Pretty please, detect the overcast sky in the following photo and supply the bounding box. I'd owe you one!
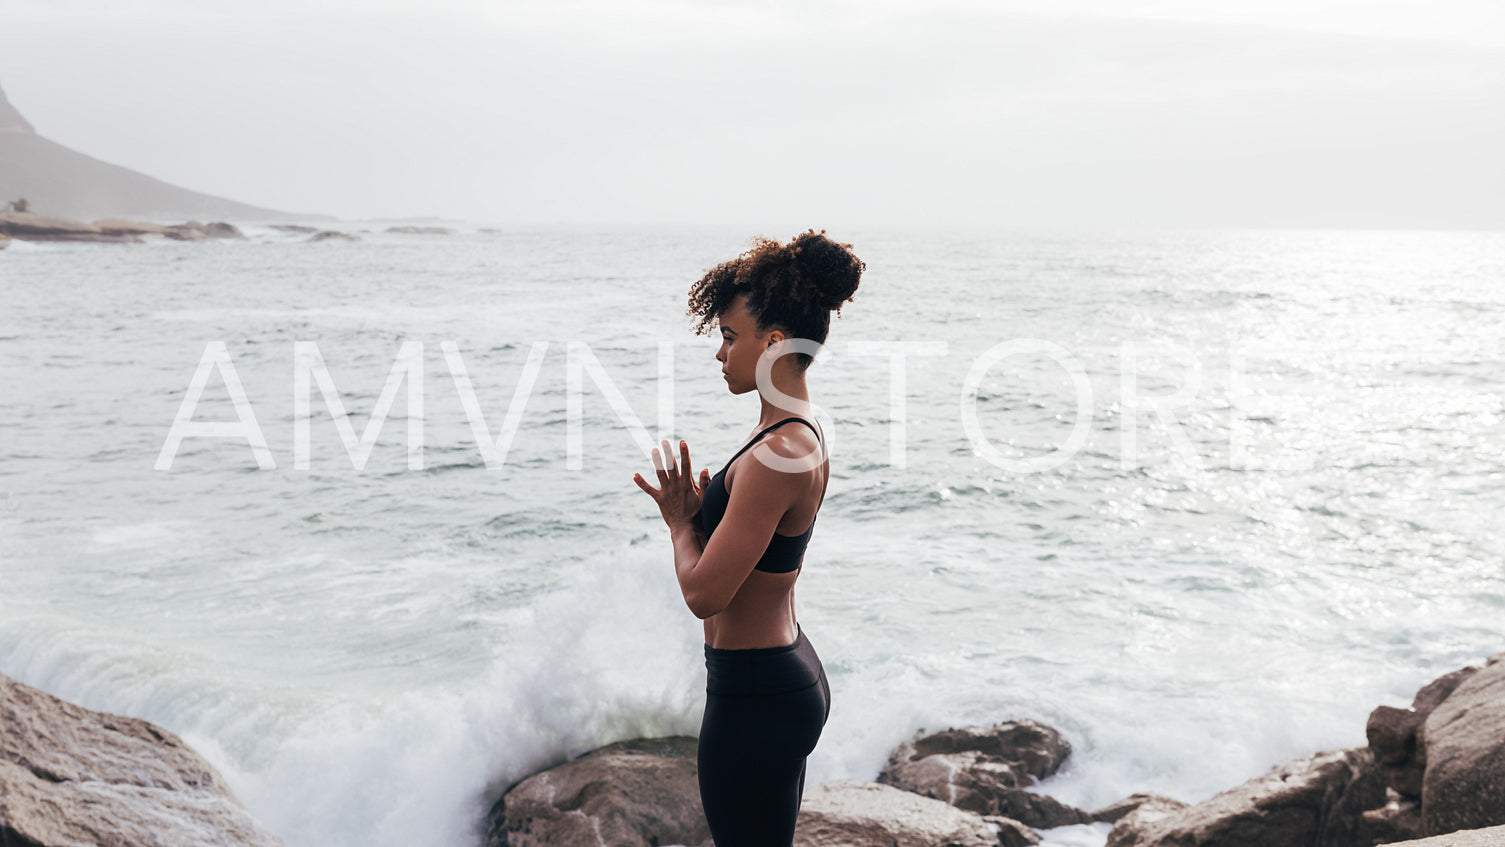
[2,0,1502,228]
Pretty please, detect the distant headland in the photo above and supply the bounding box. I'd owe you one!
[0,80,327,223]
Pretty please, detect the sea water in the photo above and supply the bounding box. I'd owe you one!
[1,226,1502,846]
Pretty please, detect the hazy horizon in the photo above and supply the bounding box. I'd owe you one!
[3,0,1502,230]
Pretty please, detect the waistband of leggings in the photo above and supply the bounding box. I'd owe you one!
[704,626,822,696]
[704,625,807,658]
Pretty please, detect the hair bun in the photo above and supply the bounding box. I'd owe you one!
[789,229,863,313]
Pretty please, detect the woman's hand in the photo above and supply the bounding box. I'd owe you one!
[634,439,712,530]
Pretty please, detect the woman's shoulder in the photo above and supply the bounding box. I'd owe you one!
[759,418,824,459]
[733,423,825,483]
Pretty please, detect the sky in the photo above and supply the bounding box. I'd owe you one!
[2,0,1502,228]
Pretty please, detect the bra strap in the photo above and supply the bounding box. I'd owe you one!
[721,417,825,471]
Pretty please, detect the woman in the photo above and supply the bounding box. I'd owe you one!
[633,229,863,846]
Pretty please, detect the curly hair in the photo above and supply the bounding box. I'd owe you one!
[686,229,864,369]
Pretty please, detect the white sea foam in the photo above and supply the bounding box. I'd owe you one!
[218,544,700,846]
[1038,822,1113,847]
[89,521,190,550]
[0,544,704,846]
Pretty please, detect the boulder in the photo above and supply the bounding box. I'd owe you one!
[269,224,318,233]
[307,230,358,242]
[1420,652,1505,835]
[1368,706,1422,766]
[878,719,1092,828]
[0,212,244,243]
[483,736,707,847]
[1412,667,1480,715]
[201,221,245,239]
[1368,664,1479,799]
[1370,824,1505,847]
[0,672,283,847]
[164,221,209,241]
[0,210,141,242]
[1104,794,1190,845]
[793,780,1002,847]
[92,218,169,236]
[1359,791,1422,845]
[1371,707,1426,800]
[1093,793,1187,824]
[1105,747,1384,847]
[983,815,1043,847]
[385,225,454,235]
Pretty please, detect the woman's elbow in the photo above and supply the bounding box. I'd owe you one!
[685,591,727,620]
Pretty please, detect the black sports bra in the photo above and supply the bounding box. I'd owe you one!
[699,417,826,574]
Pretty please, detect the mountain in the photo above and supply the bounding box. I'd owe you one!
[0,83,35,135]
[0,81,321,221]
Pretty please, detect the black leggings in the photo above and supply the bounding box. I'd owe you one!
[698,627,831,847]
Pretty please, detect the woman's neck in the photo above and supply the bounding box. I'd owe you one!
[756,371,812,428]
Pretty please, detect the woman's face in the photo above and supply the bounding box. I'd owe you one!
[715,294,778,395]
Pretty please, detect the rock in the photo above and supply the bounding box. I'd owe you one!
[792,780,1000,847]
[164,221,209,241]
[0,209,141,242]
[1370,824,1505,847]
[878,719,1092,828]
[1369,664,1481,801]
[0,212,243,243]
[385,225,454,235]
[0,672,283,847]
[1104,747,1384,847]
[897,720,1073,778]
[57,218,246,241]
[483,736,707,847]
[983,815,1043,847]
[163,221,244,240]
[1413,667,1479,714]
[1420,652,1505,836]
[997,790,1093,829]
[269,224,318,233]
[1359,791,1423,845]
[202,222,245,239]
[1372,707,1426,799]
[307,230,358,242]
[1104,794,1190,846]
[1092,793,1187,824]
[1369,706,1422,766]
[92,218,169,236]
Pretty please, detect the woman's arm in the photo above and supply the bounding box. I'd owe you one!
[666,519,708,606]
[635,437,805,618]
[634,439,714,611]
[678,453,801,617]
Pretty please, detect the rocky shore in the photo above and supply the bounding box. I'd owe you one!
[5,653,1503,846]
[0,210,447,244]
[0,673,282,847]
[1381,826,1505,846]
[486,651,1505,847]
[0,209,247,243]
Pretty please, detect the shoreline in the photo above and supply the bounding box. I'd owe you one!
[6,651,1503,846]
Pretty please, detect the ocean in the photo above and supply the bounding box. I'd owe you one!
[2,226,1502,846]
